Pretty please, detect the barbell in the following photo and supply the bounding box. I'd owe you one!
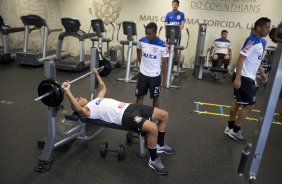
[34,66,109,107]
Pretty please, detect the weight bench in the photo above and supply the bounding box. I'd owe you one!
[65,112,146,157]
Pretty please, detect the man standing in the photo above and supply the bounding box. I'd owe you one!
[165,0,185,31]
[164,0,185,64]
[135,22,169,107]
[224,17,271,143]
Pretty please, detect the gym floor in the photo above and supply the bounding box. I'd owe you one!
[1,62,282,184]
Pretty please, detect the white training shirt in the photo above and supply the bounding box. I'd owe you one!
[212,38,232,54]
[85,98,130,125]
[137,37,169,77]
[239,35,265,80]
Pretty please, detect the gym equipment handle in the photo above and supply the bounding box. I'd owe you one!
[34,66,104,102]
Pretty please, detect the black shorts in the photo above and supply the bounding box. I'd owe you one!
[121,104,154,133]
[135,73,161,99]
[233,74,258,105]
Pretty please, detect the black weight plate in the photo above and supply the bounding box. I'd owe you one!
[99,58,112,77]
[38,79,64,107]
[117,144,125,161]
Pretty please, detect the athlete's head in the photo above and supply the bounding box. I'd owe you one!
[221,30,228,39]
[254,17,271,38]
[269,27,277,43]
[172,0,179,11]
[145,22,158,42]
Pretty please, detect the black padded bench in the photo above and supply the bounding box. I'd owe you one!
[65,112,146,157]
[65,112,131,131]
[80,117,131,131]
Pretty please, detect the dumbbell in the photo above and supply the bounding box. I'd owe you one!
[99,142,125,161]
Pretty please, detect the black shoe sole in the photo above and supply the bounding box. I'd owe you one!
[228,134,246,144]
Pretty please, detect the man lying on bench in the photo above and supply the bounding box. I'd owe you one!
[62,68,175,175]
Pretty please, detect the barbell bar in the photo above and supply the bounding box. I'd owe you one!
[34,66,106,107]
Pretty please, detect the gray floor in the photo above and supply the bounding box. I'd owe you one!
[0,62,282,184]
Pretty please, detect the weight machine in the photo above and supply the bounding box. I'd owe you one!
[193,24,228,80]
[34,47,145,172]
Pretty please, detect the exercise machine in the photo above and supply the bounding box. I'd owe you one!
[193,23,228,80]
[90,19,123,69]
[55,18,96,72]
[0,15,25,63]
[34,47,146,172]
[116,21,139,83]
[262,46,276,74]
[16,14,69,66]
[237,22,282,184]
[164,24,189,88]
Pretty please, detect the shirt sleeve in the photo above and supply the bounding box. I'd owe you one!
[212,41,216,48]
[162,43,169,58]
[137,40,142,49]
[164,13,169,23]
[181,12,186,23]
[240,39,254,57]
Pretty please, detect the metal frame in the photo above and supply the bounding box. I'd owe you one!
[36,47,145,172]
[239,21,282,184]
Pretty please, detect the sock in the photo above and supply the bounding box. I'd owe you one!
[148,147,158,161]
[233,124,241,132]
[228,121,235,129]
[157,131,165,147]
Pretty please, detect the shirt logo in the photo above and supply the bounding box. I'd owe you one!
[242,40,254,53]
[134,116,143,124]
[118,103,126,109]
[95,98,102,105]
[143,52,157,59]
[177,15,181,20]
[153,47,158,53]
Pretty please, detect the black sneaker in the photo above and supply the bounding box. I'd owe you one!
[148,157,168,175]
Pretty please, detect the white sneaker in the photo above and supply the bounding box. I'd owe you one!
[228,129,246,144]
[224,126,231,134]
[148,157,168,175]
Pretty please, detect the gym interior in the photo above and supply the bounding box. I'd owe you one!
[1,0,282,183]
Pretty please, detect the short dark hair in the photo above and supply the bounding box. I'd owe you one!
[221,30,228,34]
[145,22,157,32]
[172,0,179,5]
[254,17,271,30]
[269,27,277,43]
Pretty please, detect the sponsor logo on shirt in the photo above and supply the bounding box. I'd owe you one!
[169,22,180,25]
[95,98,102,105]
[143,52,157,59]
[118,103,126,109]
[165,45,169,55]
[242,40,254,53]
